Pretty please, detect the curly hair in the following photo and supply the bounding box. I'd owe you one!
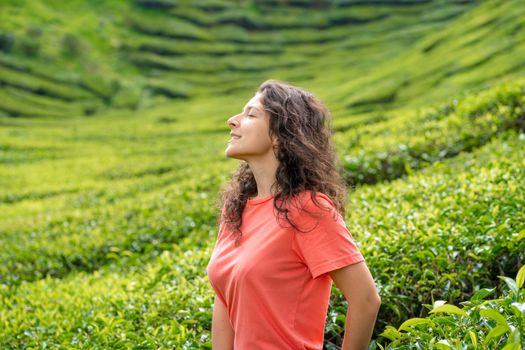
[215,79,349,247]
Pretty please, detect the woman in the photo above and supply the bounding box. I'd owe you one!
[206,79,380,349]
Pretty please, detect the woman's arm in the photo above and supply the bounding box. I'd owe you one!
[329,262,381,350]
[212,295,235,349]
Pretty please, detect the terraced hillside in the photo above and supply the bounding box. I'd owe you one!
[1,0,525,348]
[2,0,524,119]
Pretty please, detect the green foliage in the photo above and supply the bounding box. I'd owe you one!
[327,125,525,342]
[0,31,15,52]
[0,74,524,350]
[339,79,525,186]
[377,265,525,349]
[61,32,89,58]
[2,0,524,117]
[0,1,524,348]
[0,245,217,348]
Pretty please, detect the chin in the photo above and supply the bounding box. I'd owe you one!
[226,152,247,162]
[225,149,239,159]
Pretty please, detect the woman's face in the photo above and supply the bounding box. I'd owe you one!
[226,92,278,161]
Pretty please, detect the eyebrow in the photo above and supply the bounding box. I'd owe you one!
[243,105,260,113]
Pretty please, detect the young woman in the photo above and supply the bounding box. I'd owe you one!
[206,79,381,350]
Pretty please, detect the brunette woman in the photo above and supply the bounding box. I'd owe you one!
[207,79,380,350]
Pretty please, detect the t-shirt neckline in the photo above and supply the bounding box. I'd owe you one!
[247,193,274,205]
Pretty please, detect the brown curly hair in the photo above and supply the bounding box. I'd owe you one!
[215,79,349,247]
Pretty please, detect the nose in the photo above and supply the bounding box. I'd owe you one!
[227,115,239,129]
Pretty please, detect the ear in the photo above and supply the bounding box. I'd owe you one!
[271,136,279,148]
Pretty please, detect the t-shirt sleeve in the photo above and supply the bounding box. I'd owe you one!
[291,192,365,279]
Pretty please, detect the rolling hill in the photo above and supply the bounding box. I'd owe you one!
[1,0,524,348]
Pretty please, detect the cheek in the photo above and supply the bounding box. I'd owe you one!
[259,135,274,148]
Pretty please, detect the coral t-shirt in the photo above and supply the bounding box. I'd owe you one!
[206,190,365,349]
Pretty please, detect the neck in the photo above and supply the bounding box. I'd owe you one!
[247,154,280,198]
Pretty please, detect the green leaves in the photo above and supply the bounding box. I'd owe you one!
[380,265,525,349]
[516,265,525,289]
[379,326,402,341]
[479,309,509,328]
[498,276,519,297]
[429,304,468,317]
[471,287,495,301]
[485,325,509,344]
[341,79,525,187]
[398,318,432,331]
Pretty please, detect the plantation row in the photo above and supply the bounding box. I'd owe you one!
[328,0,525,113]
[126,2,451,42]
[1,117,524,348]
[124,0,485,108]
[0,164,229,287]
[336,78,525,185]
[0,53,139,117]
[1,240,217,348]
[0,132,525,349]
[342,129,525,337]
[1,78,522,290]
[6,0,522,119]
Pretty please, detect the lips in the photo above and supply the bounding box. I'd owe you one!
[229,133,241,142]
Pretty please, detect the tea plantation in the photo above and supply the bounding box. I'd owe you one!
[1,0,524,348]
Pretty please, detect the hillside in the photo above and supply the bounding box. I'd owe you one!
[1,0,524,348]
[2,0,524,119]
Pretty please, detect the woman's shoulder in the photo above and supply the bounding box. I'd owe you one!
[288,190,336,215]
[296,189,333,204]
[285,190,340,233]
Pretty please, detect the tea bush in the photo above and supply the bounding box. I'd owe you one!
[2,128,522,349]
[339,79,525,186]
[378,265,525,349]
[0,244,217,349]
[1,1,524,347]
[324,129,525,347]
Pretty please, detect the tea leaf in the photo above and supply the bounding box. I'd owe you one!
[429,304,467,317]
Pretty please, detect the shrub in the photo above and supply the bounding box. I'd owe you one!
[340,79,525,186]
[378,265,525,349]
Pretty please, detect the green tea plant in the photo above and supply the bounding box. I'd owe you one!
[325,129,525,346]
[378,265,525,349]
[2,87,524,348]
[1,1,525,347]
[338,78,525,186]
